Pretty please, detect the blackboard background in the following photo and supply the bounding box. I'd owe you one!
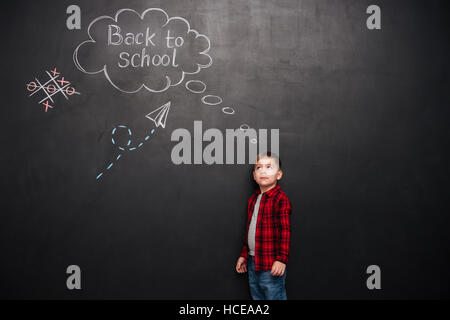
[1,0,449,299]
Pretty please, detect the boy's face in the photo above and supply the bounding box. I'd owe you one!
[253,157,282,188]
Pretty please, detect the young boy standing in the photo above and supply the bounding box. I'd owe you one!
[235,152,292,300]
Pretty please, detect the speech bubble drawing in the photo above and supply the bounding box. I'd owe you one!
[73,8,212,93]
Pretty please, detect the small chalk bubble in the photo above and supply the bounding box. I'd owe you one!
[222,106,235,115]
[145,136,150,141]
[127,140,131,146]
[240,124,250,131]
[112,128,116,135]
[151,129,155,134]
[185,80,207,94]
[250,138,257,144]
[96,173,103,180]
[201,95,223,106]
[119,147,125,151]
[112,138,115,144]
[128,129,132,136]
[107,163,113,170]
[116,154,121,160]
[119,125,126,128]
[138,143,143,147]
[129,147,136,151]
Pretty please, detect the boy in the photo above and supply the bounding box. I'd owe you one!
[235,151,292,300]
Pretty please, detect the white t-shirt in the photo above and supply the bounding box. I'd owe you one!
[248,193,263,256]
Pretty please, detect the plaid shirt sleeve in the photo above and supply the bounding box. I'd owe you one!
[274,193,292,264]
[240,239,248,260]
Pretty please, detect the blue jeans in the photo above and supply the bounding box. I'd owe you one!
[247,255,287,300]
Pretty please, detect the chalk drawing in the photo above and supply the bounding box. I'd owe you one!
[96,126,156,180]
[201,95,223,106]
[145,101,171,128]
[73,8,212,93]
[222,107,235,115]
[96,102,170,180]
[26,67,80,112]
[70,8,272,176]
[185,80,207,94]
[240,124,250,132]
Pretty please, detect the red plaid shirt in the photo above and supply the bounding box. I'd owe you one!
[240,184,292,271]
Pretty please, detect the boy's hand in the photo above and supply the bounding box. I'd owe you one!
[270,261,286,276]
[236,257,247,273]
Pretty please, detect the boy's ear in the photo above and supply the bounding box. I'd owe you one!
[276,169,283,180]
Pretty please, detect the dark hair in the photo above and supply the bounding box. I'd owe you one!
[254,151,282,170]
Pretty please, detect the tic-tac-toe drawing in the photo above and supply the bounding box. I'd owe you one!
[26,68,80,112]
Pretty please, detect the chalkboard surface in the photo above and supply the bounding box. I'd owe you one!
[1,0,449,299]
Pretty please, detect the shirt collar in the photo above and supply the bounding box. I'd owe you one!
[255,184,280,198]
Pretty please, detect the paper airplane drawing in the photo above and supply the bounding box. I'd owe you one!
[146,101,171,129]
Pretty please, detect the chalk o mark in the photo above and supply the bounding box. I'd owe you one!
[201,95,223,106]
[66,87,76,95]
[185,80,206,94]
[46,84,56,94]
[222,106,235,115]
[26,82,37,92]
